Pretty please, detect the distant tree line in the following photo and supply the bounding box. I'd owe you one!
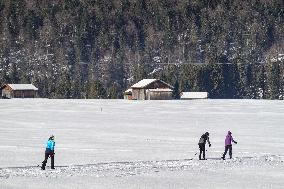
[0,0,283,99]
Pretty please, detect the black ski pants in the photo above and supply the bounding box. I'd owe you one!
[222,145,232,159]
[41,149,54,169]
[198,143,206,160]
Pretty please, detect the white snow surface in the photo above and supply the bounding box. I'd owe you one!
[0,99,284,189]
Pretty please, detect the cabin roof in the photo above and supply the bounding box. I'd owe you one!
[3,84,38,91]
[147,88,173,92]
[131,79,173,89]
[131,79,157,88]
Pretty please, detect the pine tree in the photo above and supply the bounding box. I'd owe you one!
[172,80,180,99]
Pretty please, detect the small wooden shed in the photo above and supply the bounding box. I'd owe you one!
[126,79,173,100]
[1,84,38,99]
[180,92,208,99]
[124,89,132,100]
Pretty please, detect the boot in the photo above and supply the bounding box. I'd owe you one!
[41,160,47,170]
[41,164,46,170]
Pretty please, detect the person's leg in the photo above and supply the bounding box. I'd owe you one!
[202,145,206,159]
[41,153,49,170]
[222,146,229,159]
[51,154,55,169]
[199,144,202,160]
[199,144,206,159]
[229,145,232,159]
[50,153,55,169]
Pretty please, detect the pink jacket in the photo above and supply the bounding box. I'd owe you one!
[225,134,234,146]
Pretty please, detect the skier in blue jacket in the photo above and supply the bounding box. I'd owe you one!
[41,135,55,170]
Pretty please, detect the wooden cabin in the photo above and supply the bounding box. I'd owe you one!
[1,84,38,99]
[180,92,208,99]
[127,79,173,100]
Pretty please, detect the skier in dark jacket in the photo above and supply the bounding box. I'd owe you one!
[222,131,237,160]
[41,135,55,170]
[198,132,211,160]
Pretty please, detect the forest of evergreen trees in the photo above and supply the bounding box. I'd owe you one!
[0,0,284,99]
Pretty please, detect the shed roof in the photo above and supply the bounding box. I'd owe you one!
[124,88,132,94]
[131,79,157,88]
[181,92,208,99]
[148,89,173,92]
[131,79,173,89]
[3,84,38,90]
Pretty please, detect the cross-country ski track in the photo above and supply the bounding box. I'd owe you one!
[1,155,283,179]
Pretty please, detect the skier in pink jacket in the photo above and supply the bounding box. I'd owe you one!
[221,131,237,160]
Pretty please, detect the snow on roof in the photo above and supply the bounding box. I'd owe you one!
[124,88,132,94]
[131,79,157,88]
[147,89,173,92]
[7,84,38,90]
[181,92,208,99]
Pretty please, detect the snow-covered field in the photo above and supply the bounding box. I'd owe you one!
[0,99,283,189]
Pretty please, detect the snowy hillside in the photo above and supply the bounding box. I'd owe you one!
[0,99,283,189]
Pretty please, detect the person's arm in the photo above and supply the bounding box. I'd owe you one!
[51,141,55,154]
[207,137,211,147]
[232,136,237,144]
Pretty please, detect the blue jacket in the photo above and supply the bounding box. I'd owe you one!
[46,139,55,151]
